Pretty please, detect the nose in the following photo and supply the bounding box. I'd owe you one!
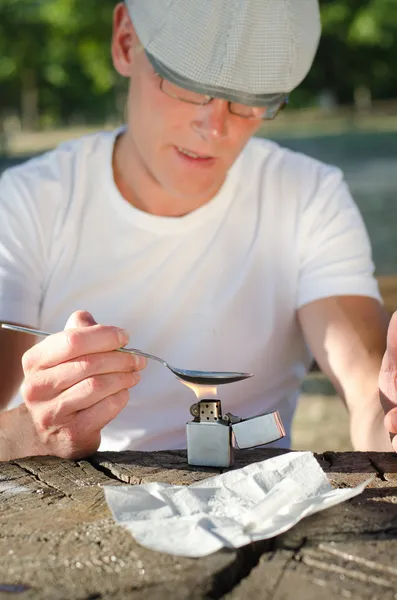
[190,99,229,141]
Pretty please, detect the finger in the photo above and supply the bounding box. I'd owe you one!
[22,322,129,372]
[73,388,131,438]
[30,371,140,425]
[387,311,397,352]
[64,310,98,329]
[381,311,397,374]
[383,405,397,453]
[384,407,397,435]
[379,311,397,414]
[23,350,145,402]
[32,389,131,460]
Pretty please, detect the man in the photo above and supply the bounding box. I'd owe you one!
[0,0,396,461]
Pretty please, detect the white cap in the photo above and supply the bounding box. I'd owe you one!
[126,0,321,106]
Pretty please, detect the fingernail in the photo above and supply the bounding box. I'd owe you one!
[117,328,129,345]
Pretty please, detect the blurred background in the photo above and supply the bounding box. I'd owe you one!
[1,0,396,451]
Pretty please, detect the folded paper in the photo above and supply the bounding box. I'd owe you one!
[104,451,372,558]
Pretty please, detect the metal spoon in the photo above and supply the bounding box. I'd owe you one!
[1,323,253,385]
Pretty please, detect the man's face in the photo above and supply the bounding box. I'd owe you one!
[112,5,262,203]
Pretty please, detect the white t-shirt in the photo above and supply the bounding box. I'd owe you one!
[0,129,381,450]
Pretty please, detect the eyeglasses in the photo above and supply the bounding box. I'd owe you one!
[156,75,288,121]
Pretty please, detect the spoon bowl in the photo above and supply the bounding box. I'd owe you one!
[1,323,253,386]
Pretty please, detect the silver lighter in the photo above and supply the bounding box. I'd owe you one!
[186,398,286,467]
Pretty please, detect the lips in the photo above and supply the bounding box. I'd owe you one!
[176,146,214,159]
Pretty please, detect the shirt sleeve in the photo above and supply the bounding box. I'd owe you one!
[297,164,381,309]
[0,170,46,326]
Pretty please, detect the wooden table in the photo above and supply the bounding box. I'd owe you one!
[1,449,397,599]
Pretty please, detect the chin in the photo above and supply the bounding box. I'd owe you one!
[172,184,220,202]
[164,175,223,201]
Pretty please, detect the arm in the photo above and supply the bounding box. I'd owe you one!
[0,325,35,409]
[0,169,52,458]
[298,295,392,451]
[0,171,142,460]
[0,324,44,461]
[0,404,47,462]
[0,311,145,461]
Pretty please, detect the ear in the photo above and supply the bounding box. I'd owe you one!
[111,3,140,78]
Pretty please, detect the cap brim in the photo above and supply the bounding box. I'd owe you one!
[146,51,287,108]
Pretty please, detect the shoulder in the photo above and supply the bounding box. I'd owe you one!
[0,129,118,241]
[237,137,352,218]
[240,136,343,188]
[1,129,116,196]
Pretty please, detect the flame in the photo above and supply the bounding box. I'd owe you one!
[181,381,219,400]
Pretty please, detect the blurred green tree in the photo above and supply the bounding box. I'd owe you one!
[0,0,118,129]
[0,0,396,129]
[0,0,48,129]
[297,0,397,108]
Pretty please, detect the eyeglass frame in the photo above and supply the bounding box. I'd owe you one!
[155,73,288,121]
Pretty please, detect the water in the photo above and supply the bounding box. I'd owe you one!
[1,129,396,274]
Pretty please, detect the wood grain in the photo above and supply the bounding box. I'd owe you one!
[0,449,396,600]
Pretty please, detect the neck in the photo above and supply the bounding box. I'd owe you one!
[112,130,221,217]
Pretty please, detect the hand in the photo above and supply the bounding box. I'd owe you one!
[379,311,397,452]
[21,310,146,459]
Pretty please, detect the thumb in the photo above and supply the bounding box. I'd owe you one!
[64,310,98,330]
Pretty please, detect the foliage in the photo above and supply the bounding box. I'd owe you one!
[302,0,397,105]
[0,0,396,127]
[0,0,118,125]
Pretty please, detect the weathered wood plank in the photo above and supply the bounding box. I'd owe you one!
[227,452,397,599]
[0,460,64,517]
[90,449,221,485]
[275,540,397,600]
[0,524,258,600]
[321,451,376,473]
[224,550,293,600]
[92,448,387,485]
[228,539,397,600]
[0,450,396,600]
[90,448,295,485]
[366,451,397,483]
[274,475,397,550]
[13,455,116,510]
[0,454,268,600]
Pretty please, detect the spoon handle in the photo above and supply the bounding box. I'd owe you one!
[1,324,52,338]
[1,323,166,366]
[118,346,168,367]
